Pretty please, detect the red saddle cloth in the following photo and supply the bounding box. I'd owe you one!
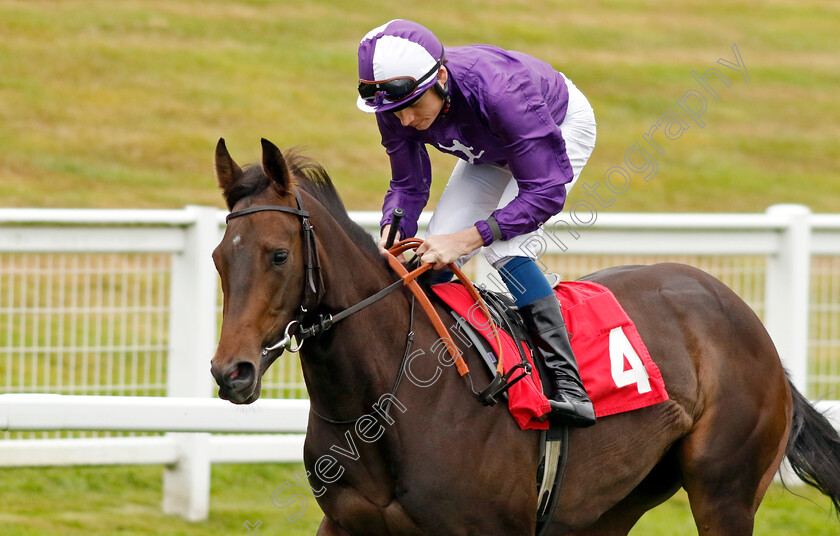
[432,280,669,430]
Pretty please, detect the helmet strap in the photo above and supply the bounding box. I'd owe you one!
[435,79,451,117]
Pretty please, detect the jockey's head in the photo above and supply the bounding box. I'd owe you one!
[356,19,448,115]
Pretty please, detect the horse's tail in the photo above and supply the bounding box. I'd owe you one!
[785,380,840,515]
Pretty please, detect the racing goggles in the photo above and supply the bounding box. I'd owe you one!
[358,58,442,105]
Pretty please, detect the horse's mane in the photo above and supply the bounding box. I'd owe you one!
[228,150,383,263]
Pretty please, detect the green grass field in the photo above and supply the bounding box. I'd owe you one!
[0,464,836,536]
[1,0,838,213]
[2,0,839,534]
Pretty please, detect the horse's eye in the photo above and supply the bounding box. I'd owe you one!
[272,250,289,266]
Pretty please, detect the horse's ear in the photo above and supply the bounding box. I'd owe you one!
[261,138,292,194]
[215,138,243,208]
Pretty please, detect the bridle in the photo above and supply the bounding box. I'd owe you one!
[225,188,325,355]
[224,188,407,358]
[223,189,519,417]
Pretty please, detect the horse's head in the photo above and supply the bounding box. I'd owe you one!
[210,138,313,404]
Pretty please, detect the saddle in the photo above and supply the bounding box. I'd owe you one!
[384,241,666,535]
[431,282,569,533]
[444,284,546,406]
[382,240,567,534]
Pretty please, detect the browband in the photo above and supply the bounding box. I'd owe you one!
[226,204,309,222]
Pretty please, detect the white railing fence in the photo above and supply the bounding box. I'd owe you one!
[1,203,838,520]
[0,394,309,520]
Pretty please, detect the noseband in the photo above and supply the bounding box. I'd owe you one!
[225,188,325,353]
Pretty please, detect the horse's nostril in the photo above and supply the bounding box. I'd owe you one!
[227,361,256,390]
[212,360,257,391]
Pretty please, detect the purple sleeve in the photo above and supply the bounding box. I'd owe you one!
[475,77,575,244]
[377,114,432,239]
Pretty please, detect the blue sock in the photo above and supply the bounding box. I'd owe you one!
[497,256,554,307]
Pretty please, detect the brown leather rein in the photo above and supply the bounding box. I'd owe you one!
[225,190,508,414]
[385,238,504,377]
[224,189,505,388]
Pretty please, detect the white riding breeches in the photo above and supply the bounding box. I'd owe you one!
[426,73,597,268]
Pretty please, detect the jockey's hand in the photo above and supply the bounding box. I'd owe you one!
[378,224,406,262]
[415,226,485,270]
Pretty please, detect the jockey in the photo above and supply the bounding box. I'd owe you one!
[357,20,597,427]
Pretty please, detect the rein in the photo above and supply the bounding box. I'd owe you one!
[385,238,504,377]
[224,190,510,415]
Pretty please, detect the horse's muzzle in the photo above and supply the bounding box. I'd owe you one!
[211,360,259,404]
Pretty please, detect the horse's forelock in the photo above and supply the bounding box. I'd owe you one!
[223,165,272,209]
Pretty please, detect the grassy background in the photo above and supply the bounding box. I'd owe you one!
[1,0,838,213]
[0,464,837,536]
[2,0,839,534]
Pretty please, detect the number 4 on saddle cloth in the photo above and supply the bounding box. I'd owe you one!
[431,280,670,431]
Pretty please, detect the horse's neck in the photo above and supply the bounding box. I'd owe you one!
[299,205,407,419]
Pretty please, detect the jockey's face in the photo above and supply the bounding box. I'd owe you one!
[393,68,447,131]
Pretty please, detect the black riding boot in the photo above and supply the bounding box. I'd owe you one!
[520,294,596,428]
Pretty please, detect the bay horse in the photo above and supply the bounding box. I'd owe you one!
[210,138,840,535]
